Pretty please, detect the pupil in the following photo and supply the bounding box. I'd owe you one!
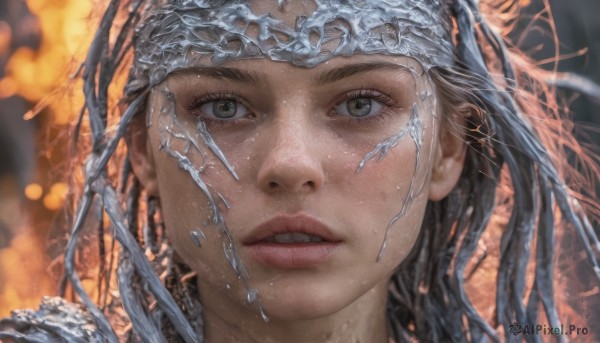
[348,98,371,117]
[214,100,236,118]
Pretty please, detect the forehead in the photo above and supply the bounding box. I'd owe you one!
[132,0,453,88]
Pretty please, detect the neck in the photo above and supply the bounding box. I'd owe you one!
[198,279,390,343]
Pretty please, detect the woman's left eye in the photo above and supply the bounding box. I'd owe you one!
[334,97,384,117]
[200,99,249,119]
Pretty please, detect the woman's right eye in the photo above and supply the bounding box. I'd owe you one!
[199,99,250,120]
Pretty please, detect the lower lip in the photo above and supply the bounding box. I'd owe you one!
[244,242,339,269]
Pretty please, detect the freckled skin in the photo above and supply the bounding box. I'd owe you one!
[129,4,465,343]
[143,55,440,343]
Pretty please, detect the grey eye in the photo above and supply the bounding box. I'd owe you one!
[201,99,248,119]
[213,100,237,118]
[347,98,371,117]
[334,97,383,118]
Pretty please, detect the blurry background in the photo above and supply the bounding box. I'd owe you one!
[0,0,92,315]
[513,0,600,148]
[0,0,598,322]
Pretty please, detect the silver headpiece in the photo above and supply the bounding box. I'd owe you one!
[130,0,454,88]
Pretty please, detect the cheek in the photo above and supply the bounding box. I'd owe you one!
[150,143,234,283]
[338,136,420,210]
[334,125,433,265]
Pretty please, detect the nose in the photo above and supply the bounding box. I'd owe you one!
[256,118,325,194]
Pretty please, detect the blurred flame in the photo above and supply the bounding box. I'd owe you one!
[24,183,43,200]
[0,0,94,316]
[43,182,68,210]
[3,0,92,123]
[0,230,55,317]
[0,21,10,56]
[0,77,18,98]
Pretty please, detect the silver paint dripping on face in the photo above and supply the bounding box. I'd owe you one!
[190,230,206,247]
[356,105,424,261]
[217,192,230,209]
[196,121,239,180]
[355,105,420,174]
[355,72,439,261]
[154,87,266,320]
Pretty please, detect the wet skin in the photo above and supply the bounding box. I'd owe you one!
[127,4,466,343]
[129,54,466,343]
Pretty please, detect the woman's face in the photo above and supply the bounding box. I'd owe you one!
[131,2,465,324]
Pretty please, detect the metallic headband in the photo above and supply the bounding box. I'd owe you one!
[129,0,454,89]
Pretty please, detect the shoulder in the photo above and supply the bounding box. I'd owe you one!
[0,296,103,343]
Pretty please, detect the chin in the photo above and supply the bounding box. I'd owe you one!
[256,286,357,321]
[262,300,345,322]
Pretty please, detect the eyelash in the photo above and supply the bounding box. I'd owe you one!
[185,92,252,127]
[332,88,400,124]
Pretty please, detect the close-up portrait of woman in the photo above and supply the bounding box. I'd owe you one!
[0,0,599,342]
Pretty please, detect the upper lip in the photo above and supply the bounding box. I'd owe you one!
[243,214,341,244]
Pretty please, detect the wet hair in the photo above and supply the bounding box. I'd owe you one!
[52,0,600,342]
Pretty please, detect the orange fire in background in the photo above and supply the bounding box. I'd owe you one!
[5,0,92,123]
[0,0,94,317]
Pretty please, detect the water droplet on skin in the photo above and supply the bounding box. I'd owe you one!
[226,283,231,290]
[190,230,206,247]
[259,305,270,323]
[247,288,258,304]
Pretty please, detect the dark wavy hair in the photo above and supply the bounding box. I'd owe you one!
[14,0,600,342]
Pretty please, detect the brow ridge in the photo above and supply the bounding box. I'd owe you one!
[315,61,414,85]
[170,67,264,85]
[170,61,413,86]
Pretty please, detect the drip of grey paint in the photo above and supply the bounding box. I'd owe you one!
[355,105,427,261]
[357,73,440,261]
[217,192,230,209]
[129,0,454,92]
[259,304,270,322]
[156,89,265,320]
[246,288,258,304]
[378,106,425,261]
[190,230,207,247]
[356,105,420,173]
[196,121,239,181]
[155,87,237,181]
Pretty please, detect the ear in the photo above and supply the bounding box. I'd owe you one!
[428,121,467,201]
[125,109,159,196]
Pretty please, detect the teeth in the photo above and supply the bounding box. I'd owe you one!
[291,232,311,243]
[309,235,323,243]
[266,232,324,243]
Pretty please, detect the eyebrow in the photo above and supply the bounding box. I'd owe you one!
[315,61,415,85]
[170,61,414,85]
[170,66,265,85]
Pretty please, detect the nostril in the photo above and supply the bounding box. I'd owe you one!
[305,181,315,188]
[268,181,279,189]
